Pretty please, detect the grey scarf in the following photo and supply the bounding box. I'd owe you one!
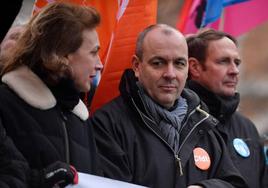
[137,83,188,153]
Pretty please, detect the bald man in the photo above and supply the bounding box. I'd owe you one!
[90,24,246,188]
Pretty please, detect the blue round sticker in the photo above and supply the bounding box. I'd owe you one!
[233,138,250,158]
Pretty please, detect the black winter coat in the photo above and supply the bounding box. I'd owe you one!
[0,66,99,186]
[91,69,247,188]
[187,80,268,188]
[0,124,29,188]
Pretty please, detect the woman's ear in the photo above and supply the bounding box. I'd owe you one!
[188,57,202,79]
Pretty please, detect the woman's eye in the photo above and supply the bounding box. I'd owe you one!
[90,50,98,56]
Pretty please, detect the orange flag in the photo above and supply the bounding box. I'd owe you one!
[32,0,157,113]
[91,0,157,113]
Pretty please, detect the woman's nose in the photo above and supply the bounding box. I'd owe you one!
[95,56,103,71]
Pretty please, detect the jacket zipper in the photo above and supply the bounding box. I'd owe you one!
[131,98,209,176]
[60,112,70,164]
[177,106,210,154]
[175,155,183,176]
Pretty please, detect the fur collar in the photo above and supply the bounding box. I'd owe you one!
[2,66,89,121]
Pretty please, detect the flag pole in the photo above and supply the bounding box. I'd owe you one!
[218,8,225,31]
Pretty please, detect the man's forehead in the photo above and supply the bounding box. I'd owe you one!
[148,26,182,37]
[5,26,24,40]
[208,37,237,48]
[145,30,185,45]
[206,39,240,61]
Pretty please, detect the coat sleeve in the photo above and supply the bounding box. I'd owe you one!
[194,128,248,188]
[246,117,268,188]
[90,109,133,182]
[0,118,30,188]
[259,142,268,188]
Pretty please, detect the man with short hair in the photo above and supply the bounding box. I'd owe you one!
[91,24,246,188]
[0,24,25,53]
[0,25,25,70]
[187,28,267,188]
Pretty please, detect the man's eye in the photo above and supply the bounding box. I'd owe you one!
[174,60,186,67]
[10,33,20,40]
[234,60,241,67]
[217,60,229,65]
[152,60,163,66]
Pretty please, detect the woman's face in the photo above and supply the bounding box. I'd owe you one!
[67,29,103,92]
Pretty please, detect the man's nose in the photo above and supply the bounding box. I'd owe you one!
[229,62,239,75]
[163,64,176,79]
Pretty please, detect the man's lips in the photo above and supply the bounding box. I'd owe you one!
[223,81,237,87]
[159,85,177,91]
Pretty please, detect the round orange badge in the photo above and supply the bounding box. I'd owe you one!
[193,147,211,170]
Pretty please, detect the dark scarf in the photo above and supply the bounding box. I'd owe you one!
[49,78,80,110]
[187,80,239,123]
[32,66,80,110]
[137,82,188,153]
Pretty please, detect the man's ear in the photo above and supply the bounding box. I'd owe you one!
[132,55,140,77]
[188,57,202,79]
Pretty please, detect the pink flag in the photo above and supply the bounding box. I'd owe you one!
[223,0,268,36]
[182,0,203,34]
[181,0,268,37]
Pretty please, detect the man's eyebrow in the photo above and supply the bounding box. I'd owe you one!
[175,57,187,61]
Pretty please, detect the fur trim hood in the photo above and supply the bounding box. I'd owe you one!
[2,66,89,121]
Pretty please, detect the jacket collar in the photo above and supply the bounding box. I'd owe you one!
[2,66,89,121]
[119,69,201,114]
[187,80,239,122]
